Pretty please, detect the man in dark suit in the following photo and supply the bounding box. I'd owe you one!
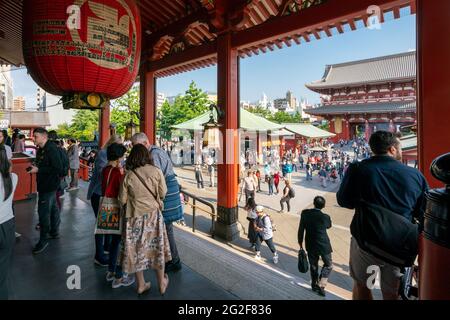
[298,196,333,297]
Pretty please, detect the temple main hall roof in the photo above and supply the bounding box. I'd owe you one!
[305,100,416,115]
[306,51,416,91]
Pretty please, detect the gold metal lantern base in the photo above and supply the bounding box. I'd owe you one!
[62,93,109,110]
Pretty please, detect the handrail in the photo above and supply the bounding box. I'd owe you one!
[180,189,216,238]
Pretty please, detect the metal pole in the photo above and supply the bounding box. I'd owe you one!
[211,207,216,238]
[192,198,196,233]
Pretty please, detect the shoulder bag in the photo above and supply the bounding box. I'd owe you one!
[95,167,122,235]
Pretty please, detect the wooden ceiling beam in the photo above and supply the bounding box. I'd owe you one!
[148,40,217,73]
[232,0,413,49]
[145,8,210,45]
[292,35,301,44]
[348,19,357,30]
[263,0,280,16]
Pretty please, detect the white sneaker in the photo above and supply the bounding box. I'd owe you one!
[273,253,279,264]
[255,252,261,260]
[112,275,135,289]
[106,272,115,282]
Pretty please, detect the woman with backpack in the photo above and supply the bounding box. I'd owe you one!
[245,197,257,249]
[253,206,279,264]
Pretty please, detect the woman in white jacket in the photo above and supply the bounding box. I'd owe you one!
[0,145,18,299]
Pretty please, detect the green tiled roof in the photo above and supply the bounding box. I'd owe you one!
[400,134,417,151]
[283,123,335,139]
[306,51,416,90]
[172,108,283,131]
[305,101,416,115]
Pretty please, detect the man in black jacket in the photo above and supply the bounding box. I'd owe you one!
[29,128,63,254]
[298,196,333,297]
[337,131,428,300]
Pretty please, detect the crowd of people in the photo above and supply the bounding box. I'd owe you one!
[0,128,429,301]
[237,131,428,299]
[0,129,27,154]
[84,132,184,294]
[0,129,185,298]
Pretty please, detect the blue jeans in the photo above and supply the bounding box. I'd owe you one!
[255,235,276,253]
[108,235,123,278]
[268,183,274,195]
[38,191,60,243]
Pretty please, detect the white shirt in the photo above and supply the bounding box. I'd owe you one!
[0,173,18,224]
[4,144,12,160]
[243,176,256,191]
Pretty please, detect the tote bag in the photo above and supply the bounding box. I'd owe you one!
[94,168,122,235]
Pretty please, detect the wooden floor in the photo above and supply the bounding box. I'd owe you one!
[8,193,237,300]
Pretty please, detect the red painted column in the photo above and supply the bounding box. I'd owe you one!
[139,67,157,145]
[343,118,350,140]
[328,117,337,142]
[99,103,110,148]
[417,0,450,300]
[417,0,449,187]
[215,32,240,241]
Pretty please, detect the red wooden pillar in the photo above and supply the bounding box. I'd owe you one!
[99,103,110,148]
[343,118,350,140]
[140,66,157,145]
[215,32,240,241]
[417,0,450,300]
[328,117,337,142]
[417,0,449,188]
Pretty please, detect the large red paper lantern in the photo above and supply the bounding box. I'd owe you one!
[23,0,141,109]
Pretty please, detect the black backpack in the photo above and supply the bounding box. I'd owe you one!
[58,147,69,177]
[288,187,295,198]
[352,162,419,267]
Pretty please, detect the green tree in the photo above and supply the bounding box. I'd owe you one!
[268,111,302,124]
[159,81,210,139]
[56,109,99,140]
[246,105,272,118]
[111,86,140,135]
[319,122,330,131]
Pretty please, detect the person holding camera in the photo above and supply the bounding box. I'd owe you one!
[28,128,63,254]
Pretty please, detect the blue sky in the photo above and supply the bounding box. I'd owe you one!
[12,10,415,108]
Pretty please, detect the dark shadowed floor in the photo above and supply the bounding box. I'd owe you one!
[9,193,237,300]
